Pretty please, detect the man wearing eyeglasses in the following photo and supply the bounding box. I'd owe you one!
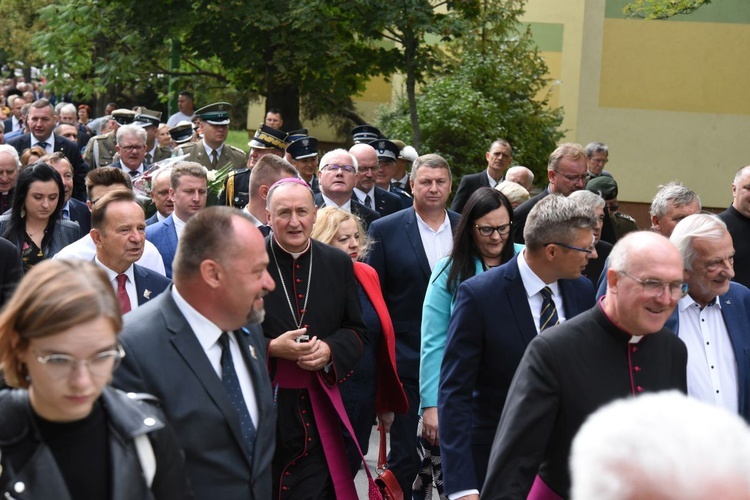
[667,214,750,422]
[110,124,148,178]
[584,141,613,181]
[314,148,380,228]
[439,195,597,500]
[351,142,403,217]
[483,230,687,499]
[513,143,589,244]
[91,188,170,311]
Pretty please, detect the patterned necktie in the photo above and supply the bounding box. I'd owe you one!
[128,169,139,178]
[144,153,152,165]
[219,332,256,461]
[37,141,49,151]
[539,286,559,332]
[211,149,219,169]
[364,194,373,209]
[116,274,131,314]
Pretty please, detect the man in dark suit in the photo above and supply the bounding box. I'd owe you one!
[41,152,91,234]
[0,237,23,309]
[314,148,380,229]
[667,214,750,422]
[3,95,26,134]
[351,142,403,217]
[0,145,20,214]
[483,231,687,499]
[113,206,277,500]
[451,139,513,213]
[146,162,208,278]
[438,195,597,499]
[367,153,460,495]
[91,188,169,311]
[287,135,321,195]
[7,99,88,201]
[513,142,588,244]
[719,165,750,287]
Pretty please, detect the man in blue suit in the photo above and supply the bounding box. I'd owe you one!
[146,161,207,278]
[114,206,277,499]
[7,99,89,201]
[367,153,460,495]
[91,188,169,311]
[668,213,750,422]
[438,195,597,499]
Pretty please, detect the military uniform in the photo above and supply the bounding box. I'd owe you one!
[611,211,638,241]
[151,146,173,164]
[218,167,250,208]
[84,131,118,168]
[174,140,247,171]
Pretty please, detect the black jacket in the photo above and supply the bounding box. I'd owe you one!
[0,387,192,500]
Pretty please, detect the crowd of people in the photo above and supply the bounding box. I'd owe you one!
[2,82,750,500]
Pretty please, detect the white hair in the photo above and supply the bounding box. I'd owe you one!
[669,213,728,271]
[319,148,358,174]
[571,391,750,500]
[0,144,21,168]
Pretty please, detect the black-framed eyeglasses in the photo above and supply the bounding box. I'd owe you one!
[545,234,596,255]
[34,345,126,379]
[322,164,355,173]
[120,145,145,152]
[619,271,689,299]
[475,223,512,237]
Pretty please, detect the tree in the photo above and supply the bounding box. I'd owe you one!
[623,0,711,19]
[378,0,563,186]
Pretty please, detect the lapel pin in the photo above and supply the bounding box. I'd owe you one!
[249,345,257,360]
[725,299,731,305]
[143,289,152,300]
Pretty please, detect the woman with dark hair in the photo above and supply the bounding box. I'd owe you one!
[0,259,191,499]
[0,162,81,272]
[415,187,522,498]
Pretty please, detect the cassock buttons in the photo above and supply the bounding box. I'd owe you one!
[631,346,638,353]
[636,386,644,393]
[296,278,302,283]
[633,366,641,372]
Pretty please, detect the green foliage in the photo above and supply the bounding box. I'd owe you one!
[378,0,563,188]
[623,0,712,19]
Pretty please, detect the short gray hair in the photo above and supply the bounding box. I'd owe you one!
[410,153,451,182]
[649,181,701,219]
[58,103,77,116]
[568,190,605,213]
[116,124,147,145]
[584,142,608,158]
[495,181,529,206]
[523,194,597,251]
[319,148,358,174]
[0,144,21,168]
[571,391,750,500]
[669,213,728,271]
[489,138,512,156]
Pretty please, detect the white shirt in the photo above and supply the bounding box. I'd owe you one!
[486,170,499,188]
[678,294,738,414]
[171,286,259,425]
[392,173,410,190]
[321,194,352,213]
[167,111,194,128]
[121,163,145,176]
[353,187,376,209]
[95,257,138,310]
[517,249,566,334]
[243,206,265,228]
[31,134,55,153]
[53,234,167,275]
[173,214,188,239]
[414,210,452,271]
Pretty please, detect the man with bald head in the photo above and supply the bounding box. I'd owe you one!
[451,139,513,213]
[719,166,750,287]
[262,178,366,498]
[484,231,688,499]
[505,166,534,191]
[351,143,403,217]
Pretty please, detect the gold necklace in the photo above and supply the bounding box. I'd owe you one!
[26,226,46,238]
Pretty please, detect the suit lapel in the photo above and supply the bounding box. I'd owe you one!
[405,209,432,280]
[503,257,537,345]
[164,216,178,259]
[163,295,253,467]
[719,288,749,414]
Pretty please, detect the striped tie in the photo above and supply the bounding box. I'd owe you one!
[539,286,559,332]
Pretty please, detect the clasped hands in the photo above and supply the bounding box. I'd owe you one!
[268,328,331,371]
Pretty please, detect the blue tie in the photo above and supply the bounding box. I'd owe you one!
[539,286,559,332]
[219,332,256,461]
[37,141,49,151]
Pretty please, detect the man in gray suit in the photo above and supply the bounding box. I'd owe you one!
[113,206,277,499]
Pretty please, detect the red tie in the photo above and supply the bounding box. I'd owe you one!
[116,274,131,314]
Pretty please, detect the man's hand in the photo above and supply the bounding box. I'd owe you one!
[268,328,313,360]
[421,407,439,446]
[296,337,331,371]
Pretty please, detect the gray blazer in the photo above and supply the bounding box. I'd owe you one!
[112,288,276,500]
[0,213,83,259]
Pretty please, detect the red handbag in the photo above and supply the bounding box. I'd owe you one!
[375,426,404,500]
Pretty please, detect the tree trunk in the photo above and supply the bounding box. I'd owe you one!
[265,64,302,132]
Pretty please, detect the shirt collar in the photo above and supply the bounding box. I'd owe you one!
[202,142,223,157]
[678,293,721,312]
[94,256,136,282]
[171,285,223,351]
[517,249,560,298]
[414,209,450,234]
[353,187,375,204]
[321,193,351,212]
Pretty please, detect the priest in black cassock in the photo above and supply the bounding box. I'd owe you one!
[482,231,689,500]
[262,178,367,500]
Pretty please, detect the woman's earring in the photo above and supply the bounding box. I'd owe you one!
[21,207,26,218]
